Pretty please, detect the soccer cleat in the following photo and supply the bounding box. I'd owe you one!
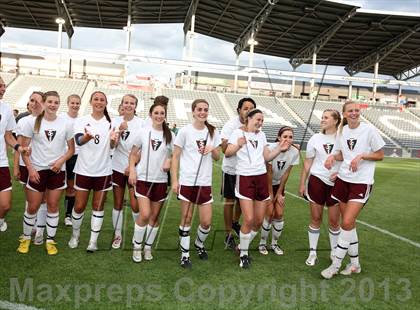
[321,263,340,279]
[0,221,7,232]
[224,234,236,250]
[340,263,362,276]
[132,247,142,263]
[305,253,318,266]
[180,256,192,269]
[86,242,98,253]
[17,238,31,254]
[143,248,153,261]
[112,235,122,249]
[64,217,72,227]
[271,244,284,256]
[68,235,79,249]
[194,243,208,260]
[239,255,250,269]
[232,221,241,237]
[33,232,44,245]
[45,240,58,255]
[258,244,269,255]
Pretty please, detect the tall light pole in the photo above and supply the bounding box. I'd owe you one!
[55,17,65,78]
[247,37,258,96]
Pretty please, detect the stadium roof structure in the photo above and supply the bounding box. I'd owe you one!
[0,0,419,80]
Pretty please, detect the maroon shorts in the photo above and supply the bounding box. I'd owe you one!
[235,174,269,201]
[0,167,12,192]
[178,185,213,205]
[74,173,112,192]
[112,170,133,189]
[272,184,285,197]
[19,165,29,185]
[135,180,167,202]
[26,169,66,192]
[307,175,338,207]
[331,177,372,204]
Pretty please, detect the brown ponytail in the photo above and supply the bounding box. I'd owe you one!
[191,99,215,138]
[104,106,111,123]
[339,101,354,133]
[34,91,59,133]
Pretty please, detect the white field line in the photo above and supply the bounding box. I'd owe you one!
[285,190,420,249]
[0,300,44,310]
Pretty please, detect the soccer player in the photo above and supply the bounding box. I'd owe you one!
[171,99,221,269]
[13,92,46,243]
[220,97,256,250]
[258,126,299,256]
[68,91,119,252]
[225,109,288,268]
[128,102,174,262]
[110,94,143,249]
[0,76,26,232]
[62,94,81,226]
[321,101,385,279]
[299,109,341,266]
[17,91,75,255]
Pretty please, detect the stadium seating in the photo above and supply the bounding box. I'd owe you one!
[3,75,88,113]
[0,72,16,86]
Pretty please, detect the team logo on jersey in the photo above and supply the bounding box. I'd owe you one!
[277,160,286,170]
[44,129,57,142]
[121,130,130,141]
[347,138,357,151]
[151,139,162,151]
[196,139,207,152]
[323,143,334,154]
[249,140,258,149]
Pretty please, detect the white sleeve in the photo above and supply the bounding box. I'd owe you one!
[291,148,300,165]
[212,129,221,148]
[174,128,186,148]
[334,134,342,153]
[306,136,316,159]
[21,117,33,138]
[221,121,234,140]
[6,112,16,132]
[74,118,85,135]
[228,129,239,145]
[261,132,268,147]
[369,127,385,152]
[65,121,74,141]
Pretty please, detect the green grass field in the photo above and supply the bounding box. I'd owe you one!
[0,157,419,309]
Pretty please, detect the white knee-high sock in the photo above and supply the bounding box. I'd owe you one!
[71,209,84,238]
[144,225,159,250]
[239,231,251,257]
[89,210,104,244]
[46,212,59,240]
[112,208,123,236]
[23,211,36,238]
[179,226,191,258]
[260,218,271,246]
[195,225,211,248]
[132,211,139,223]
[348,228,360,266]
[271,219,284,245]
[333,229,352,268]
[308,226,320,256]
[36,203,48,235]
[329,227,340,255]
[133,223,147,249]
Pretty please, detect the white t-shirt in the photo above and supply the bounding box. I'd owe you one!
[306,133,340,186]
[143,116,152,129]
[0,102,16,167]
[60,112,79,155]
[21,114,74,171]
[133,127,174,183]
[336,123,385,184]
[269,143,300,185]
[74,115,113,177]
[111,116,144,173]
[174,124,221,186]
[221,116,242,175]
[228,129,268,176]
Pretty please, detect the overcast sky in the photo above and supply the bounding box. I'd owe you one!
[0,0,419,83]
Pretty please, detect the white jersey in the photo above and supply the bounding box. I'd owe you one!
[60,112,79,155]
[306,133,340,186]
[21,114,73,171]
[175,124,221,186]
[336,123,385,184]
[74,115,113,177]
[269,143,299,185]
[0,101,16,167]
[228,129,268,176]
[111,116,144,173]
[221,116,242,175]
[134,127,174,183]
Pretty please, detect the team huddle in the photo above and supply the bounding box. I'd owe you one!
[0,76,385,278]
